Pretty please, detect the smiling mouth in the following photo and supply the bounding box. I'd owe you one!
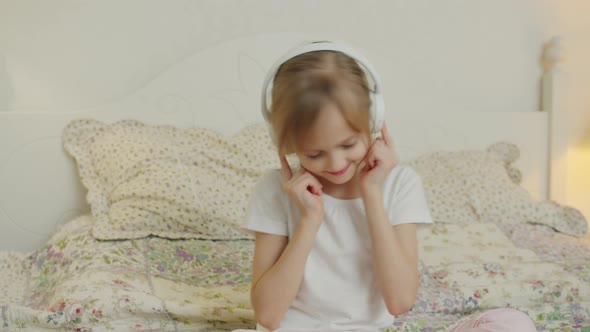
[327,164,350,176]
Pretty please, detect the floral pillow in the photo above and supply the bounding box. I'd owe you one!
[404,144,522,224]
[63,119,279,241]
[406,142,588,236]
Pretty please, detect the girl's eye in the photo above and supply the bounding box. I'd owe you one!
[307,154,321,160]
[342,142,356,149]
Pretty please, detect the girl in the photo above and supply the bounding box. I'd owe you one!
[238,41,537,332]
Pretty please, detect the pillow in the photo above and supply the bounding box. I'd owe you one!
[406,142,588,236]
[404,144,521,224]
[63,119,278,241]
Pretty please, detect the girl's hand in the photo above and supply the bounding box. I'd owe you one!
[280,155,324,224]
[360,123,398,195]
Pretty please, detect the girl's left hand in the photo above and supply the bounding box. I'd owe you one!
[359,123,398,195]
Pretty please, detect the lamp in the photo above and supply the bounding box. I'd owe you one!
[580,121,590,147]
[570,118,590,234]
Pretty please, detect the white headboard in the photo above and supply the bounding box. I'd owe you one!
[0,33,565,252]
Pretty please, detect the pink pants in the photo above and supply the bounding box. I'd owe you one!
[232,308,537,332]
[445,308,537,332]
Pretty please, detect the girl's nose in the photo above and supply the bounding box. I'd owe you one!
[327,153,347,172]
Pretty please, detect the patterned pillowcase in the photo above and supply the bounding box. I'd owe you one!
[406,142,588,236]
[467,173,588,237]
[404,150,510,224]
[63,119,279,240]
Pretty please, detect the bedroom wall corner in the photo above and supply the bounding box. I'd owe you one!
[545,0,590,227]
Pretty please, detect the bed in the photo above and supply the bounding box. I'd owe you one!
[0,33,588,331]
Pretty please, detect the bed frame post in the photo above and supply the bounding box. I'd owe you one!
[541,36,567,203]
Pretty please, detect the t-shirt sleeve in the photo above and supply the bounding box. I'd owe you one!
[388,166,433,226]
[242,170,289,236]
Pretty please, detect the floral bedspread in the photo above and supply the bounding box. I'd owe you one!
[1,215,589,331]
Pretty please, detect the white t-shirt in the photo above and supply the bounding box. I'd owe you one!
[244,165,433,331]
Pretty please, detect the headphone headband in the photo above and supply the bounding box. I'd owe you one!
[261,41,385,143]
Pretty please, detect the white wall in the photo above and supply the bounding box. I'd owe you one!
[0,0,549,114]
[0,1,588,221]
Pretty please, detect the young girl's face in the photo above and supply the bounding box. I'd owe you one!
[295,103,369,186]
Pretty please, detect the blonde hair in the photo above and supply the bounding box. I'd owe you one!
[268,50,372,156]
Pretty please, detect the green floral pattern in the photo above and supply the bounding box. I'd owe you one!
[1,215,588,331]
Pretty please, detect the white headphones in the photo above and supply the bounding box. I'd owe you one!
[260,41,385,144]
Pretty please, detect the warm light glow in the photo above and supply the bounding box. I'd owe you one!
[566,146,590,229]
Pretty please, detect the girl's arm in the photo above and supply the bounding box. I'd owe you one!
[362,191,419,316]
[359,124,419,316]
[251,156,324,329]
[250,220,320,330]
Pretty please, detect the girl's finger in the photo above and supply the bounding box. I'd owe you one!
[300,172,323,195]
[361,144,376,171]
[306,184,322,195]
[364,149,377,170]
[381,123,394,148]
[279,155,293,181]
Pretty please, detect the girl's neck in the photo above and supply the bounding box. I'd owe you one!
[319,173,362,200]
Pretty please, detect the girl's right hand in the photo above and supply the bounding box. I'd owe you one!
[280,155,324,224]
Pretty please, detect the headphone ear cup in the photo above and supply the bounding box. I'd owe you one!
[369,92,385,133]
